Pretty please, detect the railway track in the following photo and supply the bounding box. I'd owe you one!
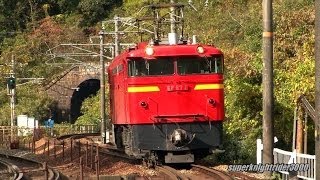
[59,135,239,180]
[191,164,234,180]
[155,164,234,180]
[0,157,22,180]
[156,165,192,180]
[0,153,61,180]
[56,132,100,140]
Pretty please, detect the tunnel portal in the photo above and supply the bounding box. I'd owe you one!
[70,79,100,123]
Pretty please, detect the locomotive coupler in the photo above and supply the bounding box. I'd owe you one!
[164,152,194,163]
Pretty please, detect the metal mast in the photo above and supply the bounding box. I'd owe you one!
[99,30,106,144]
[114,15,121,56]
[170,0,176,33]
[262,0,274,176]
[9,55,16,139]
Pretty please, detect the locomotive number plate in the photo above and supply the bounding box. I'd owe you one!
[167,85,189,92]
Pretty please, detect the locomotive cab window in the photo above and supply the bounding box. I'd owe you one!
[177,56,223,75]
[128,58,174,76]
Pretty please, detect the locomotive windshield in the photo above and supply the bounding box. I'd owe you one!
[177,56,223,75]
[128,58,174,76]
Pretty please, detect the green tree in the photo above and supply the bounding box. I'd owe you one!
[77,0,121,27]
[75,89,110,126]
[0,84,55,125]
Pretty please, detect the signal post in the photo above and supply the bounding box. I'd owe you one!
[7,56,16,139]
[8,76,16,127]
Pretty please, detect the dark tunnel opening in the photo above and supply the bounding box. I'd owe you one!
[70,79,100,124]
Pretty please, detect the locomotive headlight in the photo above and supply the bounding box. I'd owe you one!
[173,130,182,141]
[171,129,188,147]
[197,46,205,54]
[145,46,154,56]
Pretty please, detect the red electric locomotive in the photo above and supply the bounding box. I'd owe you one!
[107,3,224,165]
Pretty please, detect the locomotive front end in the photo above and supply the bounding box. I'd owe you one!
[122,44,225,163]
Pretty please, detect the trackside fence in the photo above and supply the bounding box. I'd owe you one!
[53,124,99,135]
[273,148,315,180]
[257,139,316,180]
[0,125,99,144]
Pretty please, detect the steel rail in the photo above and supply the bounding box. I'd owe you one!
[0,158,23,180]
[56,132,100,140]
[0,153,61,180]
[156,165,180,180]
[162,165,191,180]
[191,164,234,180]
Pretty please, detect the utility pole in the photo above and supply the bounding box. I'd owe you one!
[262,0,274,177]
[314,0,320,179]
[99,30,106,144]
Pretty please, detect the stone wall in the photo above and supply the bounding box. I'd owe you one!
[46,64,100,122]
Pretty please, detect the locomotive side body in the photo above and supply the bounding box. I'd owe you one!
[108,42,224,163]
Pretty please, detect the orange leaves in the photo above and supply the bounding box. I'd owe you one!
[29,17,63,43]
[225,48,259,77]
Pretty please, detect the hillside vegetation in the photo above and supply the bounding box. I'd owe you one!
[0,0,316,163]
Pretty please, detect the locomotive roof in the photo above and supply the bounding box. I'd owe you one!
[108,42,223,69]
[126,42,222,58]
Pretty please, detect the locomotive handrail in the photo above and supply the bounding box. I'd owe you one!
[153,114,205,118]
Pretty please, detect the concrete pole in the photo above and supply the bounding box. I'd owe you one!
[262,0,274,177]
[315,0,320,179]
[99,31,106,144]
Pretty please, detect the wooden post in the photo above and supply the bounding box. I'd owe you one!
[71,139,73,161]
[86,141,88,167]
[293,107,298,151]
[78,140,81,157]
[297,107,304,153]
[62,140,65,161]
[47,139,50,156]
[44,162,48,180]
[43,142,46,154]
[95,155,99,180]
[90,143,93,169]
[96,145,99,156]
[80,157,83,180]
[304,112,308,154]
[33,138,35,153]
[54,139,56,158]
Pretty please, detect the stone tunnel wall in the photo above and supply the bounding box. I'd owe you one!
[46,64,100,122]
